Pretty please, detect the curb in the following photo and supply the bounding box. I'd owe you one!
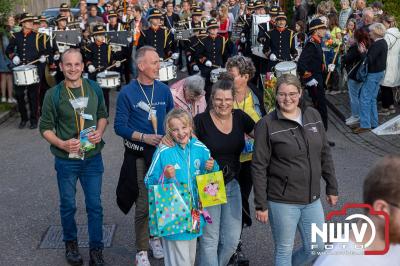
[0,106,16,125]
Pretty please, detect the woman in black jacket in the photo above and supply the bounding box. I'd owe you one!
[252,74,339,266]
[343,29,370,127]
[353,23,388,134]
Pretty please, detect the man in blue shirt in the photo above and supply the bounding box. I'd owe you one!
[114,46,174,266]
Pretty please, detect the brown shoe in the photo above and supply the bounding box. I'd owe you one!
[352,127,371,134]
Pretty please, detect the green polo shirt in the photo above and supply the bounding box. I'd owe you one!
[39,79,108,159]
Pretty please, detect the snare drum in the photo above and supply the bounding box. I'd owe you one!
[96,71,120,89]
[13,65,40,86]
[210,68,227,83]
[274,61,297,78]
[159,62,177,81]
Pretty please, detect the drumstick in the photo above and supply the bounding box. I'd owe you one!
[325,43,342,86]
[105,59,127,70]
[27,55,49,65]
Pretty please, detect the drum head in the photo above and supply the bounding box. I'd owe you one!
[13,65,36,71]
[275,61,297,71]
[97,71,120,78]
[160,61,173,67]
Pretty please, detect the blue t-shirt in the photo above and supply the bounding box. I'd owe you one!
[114,80,174,140]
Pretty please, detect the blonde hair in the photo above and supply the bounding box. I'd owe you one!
[369,22,386,38]
[219,4,229,20]
[164,109,194,139]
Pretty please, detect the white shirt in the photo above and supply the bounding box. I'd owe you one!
[314,242,400,266]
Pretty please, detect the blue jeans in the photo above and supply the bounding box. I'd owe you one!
[268,199,325,266]
[199,179,242,266]
[55,153,104,249]
[347,78,363,118]
[359,71,385,128]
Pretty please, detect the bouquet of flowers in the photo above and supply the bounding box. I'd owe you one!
[264,72,277,114]
[325,38,340,49]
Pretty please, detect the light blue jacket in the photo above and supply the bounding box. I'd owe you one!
[145,137,219,241]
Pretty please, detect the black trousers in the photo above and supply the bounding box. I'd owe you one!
[15,83,39,124]
[238,161,253,228]
[102,88,110,115]
[306,80,328,130]
[380,85,394,108]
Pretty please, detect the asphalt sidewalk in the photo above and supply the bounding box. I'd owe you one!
[326,92,400,156]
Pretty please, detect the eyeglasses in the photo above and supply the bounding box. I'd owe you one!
[277,92,300,99]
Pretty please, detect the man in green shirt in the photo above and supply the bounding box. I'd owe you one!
[39,48,108,266]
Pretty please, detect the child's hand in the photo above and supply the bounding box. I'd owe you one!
[164,165,175,179]
[205,158,214,171]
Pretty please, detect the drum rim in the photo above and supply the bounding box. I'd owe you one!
[13,65,37,70]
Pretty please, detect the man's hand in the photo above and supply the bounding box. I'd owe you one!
[160,134,175,147]
[88,130,102,144]
[326,195,339,207]
[255,210,269,224]
[62,138,81,153]
[143,134,163,146]
[193,64,199,72]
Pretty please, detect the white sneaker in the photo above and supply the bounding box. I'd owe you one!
[135,251,151,266]
[149,238,164,259]
[345,116,360,125]
[1,97,5,103]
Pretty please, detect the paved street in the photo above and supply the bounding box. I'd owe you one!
[0,89,385,266]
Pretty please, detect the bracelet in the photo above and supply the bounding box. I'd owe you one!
[140,133,145,142]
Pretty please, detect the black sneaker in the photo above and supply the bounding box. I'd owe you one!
[65,240,83,266]
[29,122,37,129]
[18,120,27,129]
[89,248,105,266]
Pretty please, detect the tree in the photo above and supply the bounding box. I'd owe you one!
[0,0,21,31]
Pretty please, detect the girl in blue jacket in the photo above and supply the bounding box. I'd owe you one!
[145,108,218,266]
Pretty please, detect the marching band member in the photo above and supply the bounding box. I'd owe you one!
[39,16,49,29]
[138,9,177,60]
[6,13,50,129]
[85,25,120,114]
[33,17,40,33]
[185,23,207,75]
[198,18,233,100]
[261,11,297,72]
[298,18,333,146]
[106,10,132,84]
[239,1,254,57]
[257,5,279,39]
[59,3,76,24]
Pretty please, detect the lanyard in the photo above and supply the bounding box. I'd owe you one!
[65,81,85,136]
[137,80,155,109]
